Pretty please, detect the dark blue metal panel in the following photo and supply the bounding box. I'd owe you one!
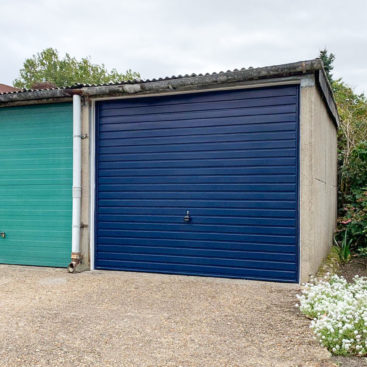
[95,85,300,282]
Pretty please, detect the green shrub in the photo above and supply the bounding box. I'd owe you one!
[337,142,367,250]
[358,247,367,258]
[320,51,367,253]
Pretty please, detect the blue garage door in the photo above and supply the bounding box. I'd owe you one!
[95,85,299,282]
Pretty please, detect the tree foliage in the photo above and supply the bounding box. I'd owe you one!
[321,49,367,249]
[338,143,367,248]
[333,81,367,175]
[13,48,140,89]
[320,48,335,84]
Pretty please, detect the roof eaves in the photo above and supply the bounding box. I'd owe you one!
[0,58,338,127]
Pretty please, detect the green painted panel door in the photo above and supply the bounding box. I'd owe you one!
[0,103,72,267]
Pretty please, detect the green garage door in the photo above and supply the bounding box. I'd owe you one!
[0,103,72,267]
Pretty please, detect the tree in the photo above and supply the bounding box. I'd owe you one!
[320,48,335,84]
[13,48,140,89]
[319,50,367,173]
[333,80,367,169]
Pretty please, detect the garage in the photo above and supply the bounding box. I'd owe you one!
[0,59,338,282]
[0,103,72,267]
[94,85,299,282]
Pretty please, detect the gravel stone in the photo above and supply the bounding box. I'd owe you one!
[0,265,334,367]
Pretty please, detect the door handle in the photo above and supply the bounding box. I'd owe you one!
[184,210,191,223]
[0,232,5,239]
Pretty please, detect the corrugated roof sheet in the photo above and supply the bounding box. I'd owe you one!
[0,58,339,127]
[0,59,321,96]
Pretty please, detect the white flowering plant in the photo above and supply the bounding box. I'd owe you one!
[296,274,367,356]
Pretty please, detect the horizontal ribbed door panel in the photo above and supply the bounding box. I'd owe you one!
[0,103,72,267]
[95,86,299,282]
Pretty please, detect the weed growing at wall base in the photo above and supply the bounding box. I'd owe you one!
[296,275,367,356]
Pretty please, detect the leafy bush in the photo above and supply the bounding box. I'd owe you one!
[297,275,367,356]
[336,142,367,250]
[341,142,367,196]
[338,190,367,248]
[320,51,367,252]
[358,247,367,258]
[323,50,367,252]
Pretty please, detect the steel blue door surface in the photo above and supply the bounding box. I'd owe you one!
[95,85,299,282]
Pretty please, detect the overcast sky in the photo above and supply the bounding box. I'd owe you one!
[1,0,366,93]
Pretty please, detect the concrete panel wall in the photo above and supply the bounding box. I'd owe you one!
[299,81,337,283]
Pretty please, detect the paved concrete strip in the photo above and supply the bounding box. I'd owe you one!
[0,265,332,367]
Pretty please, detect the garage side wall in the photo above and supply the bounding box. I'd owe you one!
[300,81,337,283]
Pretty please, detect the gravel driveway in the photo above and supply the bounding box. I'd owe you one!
[0,265,335,367]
